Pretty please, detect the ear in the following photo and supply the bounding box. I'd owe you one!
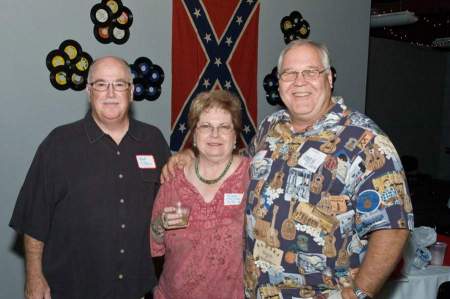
[86,85,92,102]
[129,83,134,102]
[327,71,333,88]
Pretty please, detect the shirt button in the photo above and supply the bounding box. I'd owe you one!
[119,198,125,204]
[121,224,126,229]
[118,274,124,280]
[116,150,121,155]
[120,249,125,254]
[118,174,124,179]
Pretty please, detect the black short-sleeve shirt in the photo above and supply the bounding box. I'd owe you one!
[10,113,170,299]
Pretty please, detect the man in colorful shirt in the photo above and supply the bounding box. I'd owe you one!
[243,40,413,299]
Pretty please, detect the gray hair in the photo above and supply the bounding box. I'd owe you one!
[87,56,132,83]
[277,40,331,73]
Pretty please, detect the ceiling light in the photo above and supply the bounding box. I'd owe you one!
[370,10,418,28]
[432,37,450,48]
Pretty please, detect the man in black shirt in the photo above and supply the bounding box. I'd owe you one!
[10,56,170,299]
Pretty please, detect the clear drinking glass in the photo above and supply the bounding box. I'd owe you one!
[429,242,447,266]
[164,188,191,230]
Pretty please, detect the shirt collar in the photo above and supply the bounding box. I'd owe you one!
[83,112,144,143]
[84,112,104,143]
[280,96,348,134]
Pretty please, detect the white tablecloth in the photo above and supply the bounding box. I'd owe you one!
[376,266,450,299]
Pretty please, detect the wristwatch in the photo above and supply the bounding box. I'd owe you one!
[353,287,372,299]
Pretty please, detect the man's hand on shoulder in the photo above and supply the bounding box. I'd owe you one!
[160,149,195,183]
[25,273,51,299]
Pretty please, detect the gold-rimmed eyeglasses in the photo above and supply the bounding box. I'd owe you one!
[196,123,234,135]
[278,67,329,82]
[88,80,131,92]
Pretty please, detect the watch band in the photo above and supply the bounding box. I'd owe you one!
[353,287,372,299]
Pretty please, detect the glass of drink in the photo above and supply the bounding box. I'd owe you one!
[429,242,447,266]
[163,188,191,230]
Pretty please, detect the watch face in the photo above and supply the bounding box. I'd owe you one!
[354,287,371,299]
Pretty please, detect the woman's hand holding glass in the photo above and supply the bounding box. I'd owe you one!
[161,202,191,229]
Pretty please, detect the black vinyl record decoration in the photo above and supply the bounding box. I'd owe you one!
[129,57,164,101]
[280,11,310,44]
[91,0,133,44]
[46,40,92,91]
[263,67,282,106]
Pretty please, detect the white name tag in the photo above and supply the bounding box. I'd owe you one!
[224,193,243,205]
[298,148,326,172]
[136,155,156,169]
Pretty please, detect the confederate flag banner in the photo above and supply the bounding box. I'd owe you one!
[171,0,259,151]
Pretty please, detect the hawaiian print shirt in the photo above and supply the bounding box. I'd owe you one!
[244,97,414,299]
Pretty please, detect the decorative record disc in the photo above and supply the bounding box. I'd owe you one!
[102,0,123,17]
[266,90,281,106]
[59,40,82,62]
[115,6,133,29]
[69,72,87,91]
[50,66,70,90]
[90,3,112,26]
[263,73,277,92]
[280,16,293,34]
[144,84,161,101]
[290,11,303,26]
[263,67,281,106]
[284,30,296,44]
[74,53,93,73]
[297,20,310,39]
[46,49,69,71]
[110,26,129,44]
[130,64,140,80]
[94,25,111,43]
[133,78,145,101]
[135,57,153,76]
[147,65,164,84]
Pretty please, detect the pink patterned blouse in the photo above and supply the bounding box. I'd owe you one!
[151,157,250,299]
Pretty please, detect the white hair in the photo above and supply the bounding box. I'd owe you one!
[87,56,132,83]
[277,40,331,73]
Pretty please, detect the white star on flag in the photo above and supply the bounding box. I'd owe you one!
[193,8,201,18]
[204,33,212,43]
[178,123,187,133]
[214,57,222,67]
[236,16,243,25]
[225,37,233,46]
[202,78,211,88]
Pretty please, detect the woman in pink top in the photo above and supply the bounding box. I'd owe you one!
[150,90,250,299]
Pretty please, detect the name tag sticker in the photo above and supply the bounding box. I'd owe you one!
[224,193,243,206]
[298,148,326,172]
[136,155,156,169]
